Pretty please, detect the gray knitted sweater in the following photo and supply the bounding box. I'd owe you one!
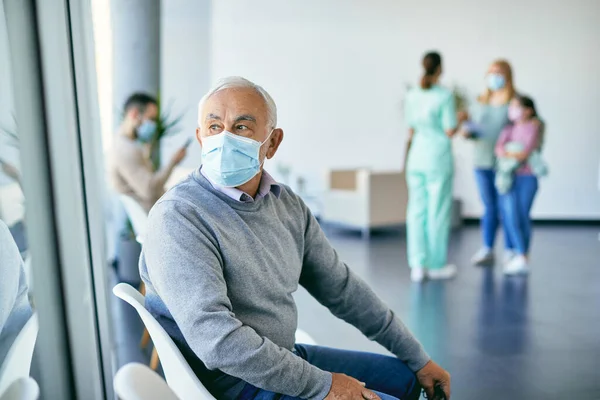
[140,168,429,399]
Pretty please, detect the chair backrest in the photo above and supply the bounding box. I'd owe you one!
[112,284,215,400]
[0,314,39,396]
[119,195,148,244]
[294,329,316,346]
[0,377,39,400]
[114,363,178,400]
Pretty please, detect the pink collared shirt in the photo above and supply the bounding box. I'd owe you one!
[200,167,281,202]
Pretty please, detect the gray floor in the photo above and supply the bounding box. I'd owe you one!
[113,225,600,400]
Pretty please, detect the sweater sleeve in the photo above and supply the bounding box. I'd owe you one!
[143,200,332,400]
[298,201,430,371]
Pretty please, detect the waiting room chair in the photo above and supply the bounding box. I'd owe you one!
[117,196,158,367]
[295,329,317,345]
[0,313,39,396]
[113,283,318,400]
[114,363,179,400]
[0,378,39,400]
[113,283,216,400]
[119,195,148,244]
[321,169,408,237]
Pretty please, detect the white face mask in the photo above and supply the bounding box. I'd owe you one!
[201,130,274,187]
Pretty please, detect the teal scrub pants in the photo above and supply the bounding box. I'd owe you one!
[406,169,453,269]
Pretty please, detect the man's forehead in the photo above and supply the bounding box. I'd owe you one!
[202,88,267,119]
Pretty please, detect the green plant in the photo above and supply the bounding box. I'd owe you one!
[120,218,137,241]
[148,95,185,170]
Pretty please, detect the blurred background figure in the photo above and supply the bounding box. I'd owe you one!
[404,51,459,283]
[109,93,187,213]
[462,60,516,267]
[0,219,32,364]
[108,93,187,274]
[495,95,546,275]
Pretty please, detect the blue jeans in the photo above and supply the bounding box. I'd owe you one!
[499,174,538,255]
[474,169,513,250]
[237,345,421,400]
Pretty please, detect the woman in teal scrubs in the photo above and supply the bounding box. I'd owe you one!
[404,51,459,283]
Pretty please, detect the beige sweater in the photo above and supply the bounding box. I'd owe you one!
[109,134,176,212]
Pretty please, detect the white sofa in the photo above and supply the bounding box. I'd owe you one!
[321,169,408,236]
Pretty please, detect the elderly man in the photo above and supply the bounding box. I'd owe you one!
[141,77,451,400]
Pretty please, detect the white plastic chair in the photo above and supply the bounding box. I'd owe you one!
[0,313,39,396]
[119,195,148,244]
[295,329,317,345]
[112,283,216,400]
[0,377,39,400]
[113,284,318,400]
[114,363,179,400]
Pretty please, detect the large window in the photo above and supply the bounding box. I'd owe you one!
[1,1,112,398]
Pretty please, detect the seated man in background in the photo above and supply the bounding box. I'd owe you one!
[0,219,32,364]
[109,93,187,212]
[141,77,451,400]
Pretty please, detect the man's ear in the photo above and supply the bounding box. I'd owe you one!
[266,128,284,159]
[196,127,203,146]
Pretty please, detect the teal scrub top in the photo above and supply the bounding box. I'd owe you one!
[405,85,457,172]
[469,102,509,169]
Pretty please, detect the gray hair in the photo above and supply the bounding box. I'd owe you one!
[198,76,277,129]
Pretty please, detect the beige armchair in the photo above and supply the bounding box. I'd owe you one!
[321,169,408,237]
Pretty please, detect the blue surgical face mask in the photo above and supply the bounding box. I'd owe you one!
[486,73,506,91]
[137,120,157,143]
[201,130,274,187]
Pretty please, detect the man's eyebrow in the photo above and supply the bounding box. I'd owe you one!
[234,114,256,123]
[205,113,221,121]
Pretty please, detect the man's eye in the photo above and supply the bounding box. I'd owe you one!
[209,124,221,130]
[236,125,248,130]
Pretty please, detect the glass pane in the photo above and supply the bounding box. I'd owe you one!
[0,0,37,388]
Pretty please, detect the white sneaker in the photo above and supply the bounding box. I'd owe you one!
[503,255,529,275]
[503,249,517,264]
[428,264,457,280]
[411,267,426,283]
[471,248,494,266]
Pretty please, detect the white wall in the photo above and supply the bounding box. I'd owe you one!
[161,0,212,167]
[208,0,600,219]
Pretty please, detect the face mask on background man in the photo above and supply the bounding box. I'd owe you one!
[136,120,157,143]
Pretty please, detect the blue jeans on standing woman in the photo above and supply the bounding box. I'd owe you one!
[474,169,513,250]
[237,345,421,400]
[498,174,538,255]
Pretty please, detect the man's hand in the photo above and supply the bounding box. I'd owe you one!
[416,360,451,400]
[325,373,380,400]
[171,147,187,165]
